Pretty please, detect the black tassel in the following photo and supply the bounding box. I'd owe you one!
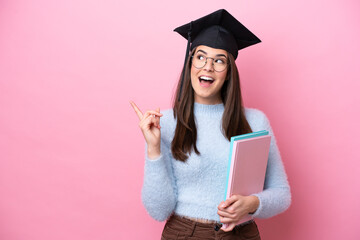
[178,21,192,101]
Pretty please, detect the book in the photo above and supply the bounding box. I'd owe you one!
[223,130,271,224]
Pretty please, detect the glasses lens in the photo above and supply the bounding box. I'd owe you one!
[213,58,227,72]
[192,53,206,69]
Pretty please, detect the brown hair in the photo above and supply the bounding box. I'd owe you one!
[171,48,252,162]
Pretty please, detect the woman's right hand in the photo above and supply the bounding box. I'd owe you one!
[130,101,163,159]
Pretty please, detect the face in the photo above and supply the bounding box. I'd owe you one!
[190,45,228,105]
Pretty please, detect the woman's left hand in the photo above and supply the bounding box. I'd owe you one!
[217,195,259,232]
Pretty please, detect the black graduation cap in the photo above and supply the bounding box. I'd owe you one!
[174,9,261,100]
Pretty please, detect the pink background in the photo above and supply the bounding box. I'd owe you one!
[1,0,359,239]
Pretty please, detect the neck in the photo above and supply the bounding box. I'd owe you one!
[194,96,222,105]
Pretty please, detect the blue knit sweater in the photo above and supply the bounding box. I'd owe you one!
[141,103,291,222]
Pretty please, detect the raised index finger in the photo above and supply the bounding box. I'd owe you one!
[130,101,143,120]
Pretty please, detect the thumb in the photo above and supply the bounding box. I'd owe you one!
[221,222,236,232]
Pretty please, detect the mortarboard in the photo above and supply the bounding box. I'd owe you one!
[174,9,261,100]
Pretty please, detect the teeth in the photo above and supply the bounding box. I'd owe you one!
[199,76,214,81]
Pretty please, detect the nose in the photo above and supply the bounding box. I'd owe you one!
[203,58,214,71]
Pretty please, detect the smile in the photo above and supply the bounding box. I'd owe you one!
[199,76,214,87]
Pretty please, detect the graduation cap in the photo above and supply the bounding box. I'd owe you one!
[174,9,261,100]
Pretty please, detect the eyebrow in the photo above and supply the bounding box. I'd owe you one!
[196,49,227,58]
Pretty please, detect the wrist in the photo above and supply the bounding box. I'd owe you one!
[147,145,161,159]
[248,196,260,214]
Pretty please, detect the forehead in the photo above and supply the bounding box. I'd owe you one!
[195,45,228,57]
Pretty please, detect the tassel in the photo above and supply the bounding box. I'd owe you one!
[178,21,192,101]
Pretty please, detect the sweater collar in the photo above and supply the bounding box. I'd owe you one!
[194,102,224,115]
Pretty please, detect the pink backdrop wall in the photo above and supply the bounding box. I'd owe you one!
[1,0,359,239]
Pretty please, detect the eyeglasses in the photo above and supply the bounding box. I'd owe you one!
[191,52,229,72]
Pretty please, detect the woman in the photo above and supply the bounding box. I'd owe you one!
[131,9,291,240]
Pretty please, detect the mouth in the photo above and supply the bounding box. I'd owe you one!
[199,76,214,87]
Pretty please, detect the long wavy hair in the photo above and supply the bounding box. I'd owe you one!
[171,48,252,162]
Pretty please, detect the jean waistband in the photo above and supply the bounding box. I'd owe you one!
[171,214,254,230]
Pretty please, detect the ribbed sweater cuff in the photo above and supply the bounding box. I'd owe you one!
[145,154,167,173]
[145,153,163,162]
[250,193,263,218]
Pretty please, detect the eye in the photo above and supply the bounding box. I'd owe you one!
[215,58,226,64]
[196,54,206,60]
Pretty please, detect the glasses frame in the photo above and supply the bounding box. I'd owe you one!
[191,55,229,73]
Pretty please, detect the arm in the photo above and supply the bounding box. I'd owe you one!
[141,142,177,221]
[130,102,177,221]
[218,110,291,231]
[250,112,291,218]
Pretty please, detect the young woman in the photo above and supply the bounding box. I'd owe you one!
[131,9,291,240]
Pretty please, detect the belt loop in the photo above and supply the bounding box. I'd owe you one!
[189,220,196,237]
